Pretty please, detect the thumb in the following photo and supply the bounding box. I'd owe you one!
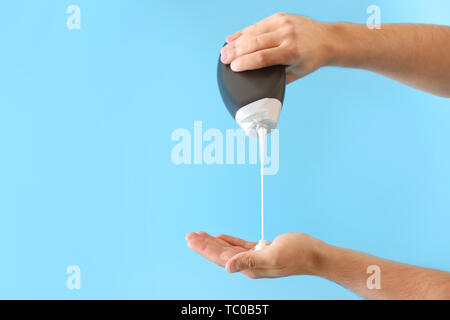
[225,251,267,273]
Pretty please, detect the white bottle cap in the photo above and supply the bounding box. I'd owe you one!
[235,98,282,138]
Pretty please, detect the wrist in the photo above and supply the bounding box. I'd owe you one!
[306,241,355,281]
[293,235,332,276]
[325,22,364,68]
[307,239,331,276]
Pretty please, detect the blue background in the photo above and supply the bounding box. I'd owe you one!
[0,0,449,299]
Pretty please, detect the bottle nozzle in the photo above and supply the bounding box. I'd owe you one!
[256,125,268,138]
[234,98,282,138]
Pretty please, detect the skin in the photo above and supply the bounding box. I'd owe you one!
[187,14,450,299]
[186,232,450,300]
[220,13,450,97]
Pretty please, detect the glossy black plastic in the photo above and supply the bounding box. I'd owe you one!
[217,47,286,118]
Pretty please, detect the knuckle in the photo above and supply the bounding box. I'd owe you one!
[229,43,240,57]
[234,45,243,57]
[279,16,292,26]
[281,25,296,38]
[287,43,300,58]
[274,12,287,19]
[243,256,256,270]
[255,52,266,65]
[253,36,261,49]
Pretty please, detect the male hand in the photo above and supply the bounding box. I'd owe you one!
[186,231,450,299]
[185,231,325,279]
[220,13,336,83]
[220,13,450,96]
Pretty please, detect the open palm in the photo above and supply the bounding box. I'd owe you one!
[186,231,319,279]
[186,232,260,278]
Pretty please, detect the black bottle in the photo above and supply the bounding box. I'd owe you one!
[217,50,286,137]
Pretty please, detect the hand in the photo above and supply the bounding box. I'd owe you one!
[185,231,325,279]
[220,13,336,83]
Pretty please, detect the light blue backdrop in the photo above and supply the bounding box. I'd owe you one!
[0,0,449,299]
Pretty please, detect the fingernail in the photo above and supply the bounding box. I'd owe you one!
[185,232,198,241]
[230,60,239,71]
[221,47,228,63]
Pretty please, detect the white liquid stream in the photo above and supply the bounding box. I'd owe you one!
[255,127,268,251]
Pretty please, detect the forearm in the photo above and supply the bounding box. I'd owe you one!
[309,242,450,299]
[328,22,450,97]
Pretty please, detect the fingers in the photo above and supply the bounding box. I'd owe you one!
[186,232,245,267]
[185,231,203,241]
[216,234,257,249]
[186,231,229,247]
[186,233,228,267]
[226,13,286,43]
[225,250,269,274]
[230,46,289,72]
[221,31,282,65]
[186,232,279,278]
[226,32,240,43]
[222,13,301,73]
[197,231,231,247]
